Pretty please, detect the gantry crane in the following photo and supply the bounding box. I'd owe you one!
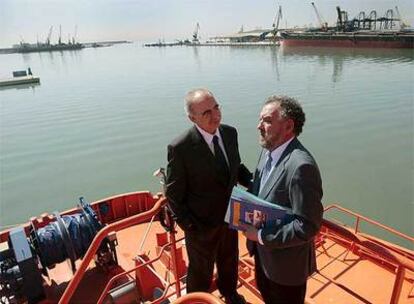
[367,10,377,30]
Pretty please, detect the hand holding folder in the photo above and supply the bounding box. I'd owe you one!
[225,186,290,231]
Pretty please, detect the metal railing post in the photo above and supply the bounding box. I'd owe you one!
[390,266,405,304]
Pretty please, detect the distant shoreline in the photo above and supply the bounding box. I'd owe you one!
[0,40,131,55]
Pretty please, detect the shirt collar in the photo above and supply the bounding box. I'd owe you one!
[195,124,221,146]
[266,137,295,166]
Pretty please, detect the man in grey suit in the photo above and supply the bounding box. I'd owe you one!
[241,95,323,304]
[166,88,249,304]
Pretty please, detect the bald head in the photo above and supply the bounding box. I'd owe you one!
[184,88,222,134]
[184,88,215,115]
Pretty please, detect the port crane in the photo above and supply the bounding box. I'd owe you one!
[336,6,401,32]
[272,5,282,34]
[58,25,62,45]
[367,10,377,30]
[357,11,367,30]
[19,35,26,46]
[311,2,327,30]
[192,22,200,43]
[72,25,78,44]
[394,6,408,30]
[46,26,53,45]
[380,9,398,30]
[336,6,349,31]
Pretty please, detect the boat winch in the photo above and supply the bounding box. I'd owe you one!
[0,197,118,304]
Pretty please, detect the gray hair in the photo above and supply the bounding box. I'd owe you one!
[265,95,306,136]
[184,88,214,115]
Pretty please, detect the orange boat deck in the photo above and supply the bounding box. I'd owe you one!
[39,222,413,304]
[1,192,413,304]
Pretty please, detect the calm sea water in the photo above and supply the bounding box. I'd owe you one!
[0,44,413,248]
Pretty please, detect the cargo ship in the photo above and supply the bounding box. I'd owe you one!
[15,42,84,53]
[279,30,414,48]
[0,169,413,304]
[12,25,84,53]
[280,6,414,48]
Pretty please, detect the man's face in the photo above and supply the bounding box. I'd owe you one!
[189,95,221,134]
[257,103,293,151]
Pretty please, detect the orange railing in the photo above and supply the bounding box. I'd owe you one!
[95,234,186,304]
[321,204,414,304]
[59,201,413,304]
[324,204,414,244]
[59,195,167,304]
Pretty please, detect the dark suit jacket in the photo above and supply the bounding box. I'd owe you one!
[248,137,323,286]
[166,124,245,230]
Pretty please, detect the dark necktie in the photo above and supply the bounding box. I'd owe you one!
[213,135,230,181]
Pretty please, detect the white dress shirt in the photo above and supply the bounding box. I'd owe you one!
[195,124,229,165]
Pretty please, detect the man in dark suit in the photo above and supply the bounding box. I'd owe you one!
[241,95,323,304]
[166,88,249,304]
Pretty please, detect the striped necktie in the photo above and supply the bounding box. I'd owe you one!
[260,153,273,190]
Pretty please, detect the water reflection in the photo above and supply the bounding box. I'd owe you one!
[1,43,412,247]
[20,49,85,68]
[0,82,40,92]
[191,45,201,68]
[269,47,280,81]
[280,46,414,61]
[279,46,413,83]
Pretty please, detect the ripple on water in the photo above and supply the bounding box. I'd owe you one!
[1,44,413,245]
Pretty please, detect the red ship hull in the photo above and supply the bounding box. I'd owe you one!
[280,31,414,48]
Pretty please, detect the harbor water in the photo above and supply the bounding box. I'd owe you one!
[0,43,413,248]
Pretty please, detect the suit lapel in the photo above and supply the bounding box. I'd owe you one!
[190,125,229,186]
[258,157,287,198]
[219,126,234,172]
[258,138,299,199]
[190,126,217,170]
[218,126,233,186]
[252,150,265,195]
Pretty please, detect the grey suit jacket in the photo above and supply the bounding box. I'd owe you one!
[247,137,323,285]
[166,124,242,230]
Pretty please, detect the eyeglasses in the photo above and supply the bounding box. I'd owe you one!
[193,104,221,118]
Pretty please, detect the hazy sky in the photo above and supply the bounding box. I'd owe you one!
[1,0,413,47]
